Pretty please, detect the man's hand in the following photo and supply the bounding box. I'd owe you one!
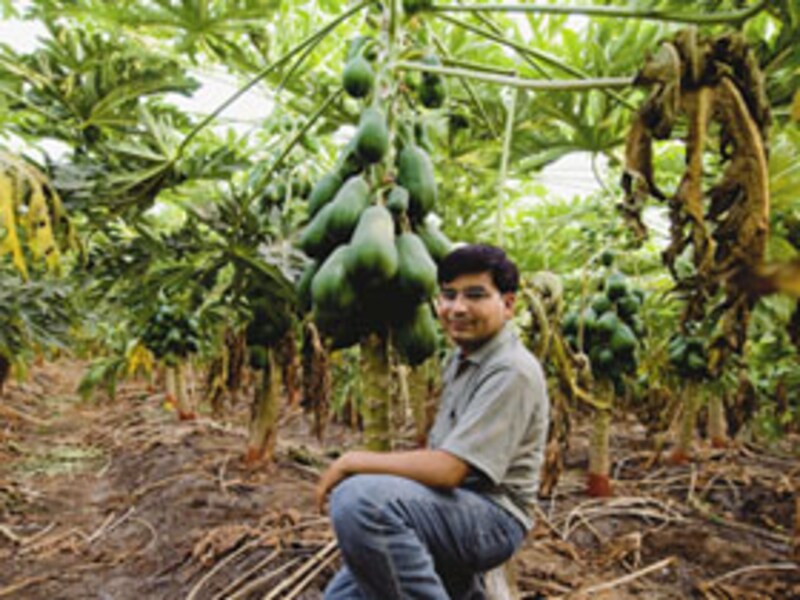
[314,449,470,514]
[315,452,356,514]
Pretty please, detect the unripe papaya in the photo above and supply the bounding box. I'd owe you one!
[396,232,437,300]
[326,176,370,244]
[345,205,399,288]
[342,55,374,98]
[311,245,357,313]
[308,172,343,217]
[397,144,437,220]
[386,185,410,216]
[355,107,389,164]
[417,218,453,262]
[296,260,319,313]
[298,202,334,259]
[605,272,629,300]
[337,137,364,179]
[345,35,376,63]
[609,322,637,354]
[419,78,446,108]
[394,302,438,366]
[403,0,432,16]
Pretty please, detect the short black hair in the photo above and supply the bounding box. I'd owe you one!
[437,244,519,293]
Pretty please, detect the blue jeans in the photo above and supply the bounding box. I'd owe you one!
[324,474,526,600]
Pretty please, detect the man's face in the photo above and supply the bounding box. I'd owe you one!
[435,271,515,354]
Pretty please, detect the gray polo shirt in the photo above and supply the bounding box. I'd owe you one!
[427,323,549,530]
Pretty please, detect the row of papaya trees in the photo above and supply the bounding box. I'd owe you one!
[1,0,798,505]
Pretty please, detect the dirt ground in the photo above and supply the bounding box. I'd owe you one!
[1,360,799,599]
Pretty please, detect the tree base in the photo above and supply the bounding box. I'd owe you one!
[243,446,273,466]
[587,472,612,497]
[710,436,728,449]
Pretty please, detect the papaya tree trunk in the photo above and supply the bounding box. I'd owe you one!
[174,361,196,421]
[165,365,177,408]
[361,334,391,451]
[587,380,613,497]
[670,380,699,463]
[302,322,331,441]
[394,362,410,435]
[408,360,435,447]
[245,348,280,465]
[278,329,301,407]
[707,392,728,448]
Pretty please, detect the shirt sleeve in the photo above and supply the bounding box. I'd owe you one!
[438,365,535,485]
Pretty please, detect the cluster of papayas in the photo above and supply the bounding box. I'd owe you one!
[140,302,201,363]
[403,53,446,109]
[245,295,293,351]
[260,171,312,209]
[294,36,454,364]
[667,333,707,378]
[562,265,645,385]
[402,0,433,16]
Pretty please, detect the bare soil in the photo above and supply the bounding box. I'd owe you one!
[1,360,799,599]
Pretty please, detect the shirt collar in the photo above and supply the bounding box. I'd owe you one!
[454,322,514,367]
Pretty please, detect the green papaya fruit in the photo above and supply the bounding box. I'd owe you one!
[311,245,358,313]
[246,300,291,347]
[326,176,370,244]
[594,311,620,339]
[403,0,432,16]
[394,302,438,366]
[562,311,579,336]
[396,232,437,300]
[342,55,374,98]
[298,202,334,259]
[419,78,446,108]
[308,172,343,217]
[596,348,615,369]
[616,295,639,320]
[386,185,410,216]
[416,218,453,262]
[609,323,637,354]
[600,250,615,267]
[397,145,437,220]
[296,260,319,313]
[345,35,376,63]
[355,107,389,164]
[591,294,612,315]
[336,137,364,179]
[345,205,399,288]
[314,307,362,350]
[605,272,629,301]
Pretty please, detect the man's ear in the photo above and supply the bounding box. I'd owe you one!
[502,292,516,315]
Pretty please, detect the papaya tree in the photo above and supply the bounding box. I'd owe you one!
[560,254,645,496]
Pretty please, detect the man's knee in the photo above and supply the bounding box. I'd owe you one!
[329,475,409,536]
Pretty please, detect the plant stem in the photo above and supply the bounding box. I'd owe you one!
[430,32,499,137]
[434,14,636,109]
[176,0,371,158]
[442,56,518,77]
[430,1,768,25]
[259,89,344,193]
[496,88,516,245]
[361,334,391,452]
[395,61,632,91]
[589,381,613,477]
[246,349,280,464]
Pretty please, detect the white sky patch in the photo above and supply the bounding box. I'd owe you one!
[537,152,606,199]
